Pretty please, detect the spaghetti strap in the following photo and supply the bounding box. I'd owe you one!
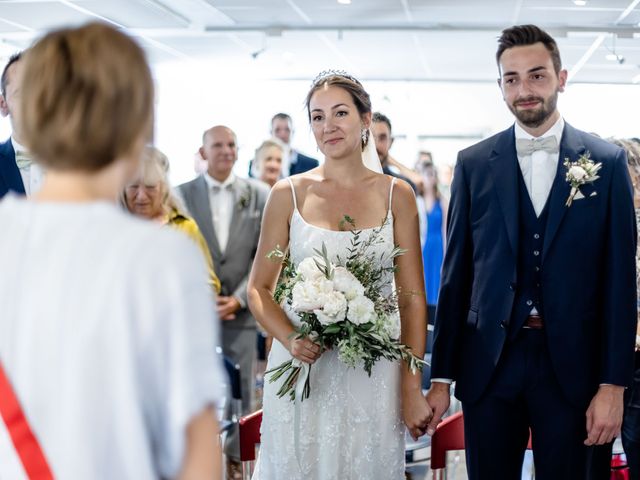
[286,177,298,211]
[387,177,396,213]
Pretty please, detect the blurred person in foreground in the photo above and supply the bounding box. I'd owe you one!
[123,145,221,294]
[254,138,284,188]
[0,23,224,479]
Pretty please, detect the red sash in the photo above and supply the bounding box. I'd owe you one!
[0,361,54,479]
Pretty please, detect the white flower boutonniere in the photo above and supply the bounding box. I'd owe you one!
[564,152,601,207]
[238,187,251,210]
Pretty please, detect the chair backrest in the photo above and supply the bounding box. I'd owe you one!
[430,412,533,470]
[239,409,263,462]
[430,412,465,470]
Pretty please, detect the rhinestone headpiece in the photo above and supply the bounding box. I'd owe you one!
[311,69,361,87]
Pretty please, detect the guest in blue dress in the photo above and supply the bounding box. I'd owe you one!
[417,158,448,387]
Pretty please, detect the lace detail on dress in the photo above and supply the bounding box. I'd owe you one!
[253,178,404,480]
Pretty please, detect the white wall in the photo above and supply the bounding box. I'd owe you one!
[1,58,638,186]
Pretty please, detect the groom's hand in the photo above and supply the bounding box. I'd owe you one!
[425,382,451,436]
[584,384,624,445]
[217,296,241,320]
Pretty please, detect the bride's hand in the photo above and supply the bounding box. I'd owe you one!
[403,388,433,440]
[288,336,322,364]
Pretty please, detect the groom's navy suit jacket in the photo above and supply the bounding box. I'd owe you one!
[431,123,637,408]
[0,138,24,198]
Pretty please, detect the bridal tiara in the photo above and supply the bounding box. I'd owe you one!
[311,69,362,87]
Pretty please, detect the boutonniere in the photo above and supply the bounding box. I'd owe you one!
[237,187,251,210]
[564,152,601,207]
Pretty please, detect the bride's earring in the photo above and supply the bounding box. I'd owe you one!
[361,129,369,148]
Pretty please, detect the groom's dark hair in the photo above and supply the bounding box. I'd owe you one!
[496,25,562,74]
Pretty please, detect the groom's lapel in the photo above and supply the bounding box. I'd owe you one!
[542,123,584,263]
[488,126,519,258]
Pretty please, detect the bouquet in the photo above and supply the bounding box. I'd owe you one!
[266,217,426,401]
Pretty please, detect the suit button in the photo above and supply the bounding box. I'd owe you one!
[533,250,540,256]
[533,233,540,239]
[500,320,507,329]
[220,259,226,265]
[535,266,540,272]
[526,300,533,306]
[509,282,516,291]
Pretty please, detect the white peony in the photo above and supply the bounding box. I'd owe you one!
[332,267,365,300]
[313,291,347,325]
[291,278,334,312]
[347,295,376,325]
[568,165,587,181]
[297,257,324,281]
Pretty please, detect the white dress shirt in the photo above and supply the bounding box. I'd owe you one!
[514,117,565,217]
[11,138,44,197]
[204,172,235,253]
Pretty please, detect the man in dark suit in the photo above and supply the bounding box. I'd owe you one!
[371,112,417,192]
[425,25,637,479]
[0,52,30,198]
[249,113,319,178]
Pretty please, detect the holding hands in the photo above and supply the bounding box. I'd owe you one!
[403,388,434,440]
[425,382,451,436]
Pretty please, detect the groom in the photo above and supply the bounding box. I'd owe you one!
[426,25,637,478]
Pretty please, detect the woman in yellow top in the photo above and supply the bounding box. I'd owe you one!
[123,146,221,294]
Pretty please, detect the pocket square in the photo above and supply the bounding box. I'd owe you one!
[573,190,585,200]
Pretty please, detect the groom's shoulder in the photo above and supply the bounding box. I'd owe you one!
[570,126,622,160]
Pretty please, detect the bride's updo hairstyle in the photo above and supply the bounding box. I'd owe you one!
[20,22,154,172]
[305,70,372,149]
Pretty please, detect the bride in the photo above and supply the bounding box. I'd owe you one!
[247,71,431,479]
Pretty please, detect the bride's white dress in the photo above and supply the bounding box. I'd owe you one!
[253,178,405,480]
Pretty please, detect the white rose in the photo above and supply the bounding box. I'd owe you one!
[291,278,334,312]
[347,295,376,325]
[297,257,324,281]
[332,267,365,300]
[569,165,587,181]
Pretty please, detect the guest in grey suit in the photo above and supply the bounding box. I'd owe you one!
[178,125,269,418]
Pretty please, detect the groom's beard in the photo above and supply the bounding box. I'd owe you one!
[509,91,559,128]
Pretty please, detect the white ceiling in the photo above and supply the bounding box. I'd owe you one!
[0,0,639,84]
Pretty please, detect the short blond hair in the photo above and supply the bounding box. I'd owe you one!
[254,138,284,167]
[20,22,154,171]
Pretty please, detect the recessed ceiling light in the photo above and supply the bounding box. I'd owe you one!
[574,0,587,5]
[632,73,640,84]
[338,0,352,4]
[606,53,618,61]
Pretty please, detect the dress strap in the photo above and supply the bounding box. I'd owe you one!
[286,177,299,211]
[387,177,396,213]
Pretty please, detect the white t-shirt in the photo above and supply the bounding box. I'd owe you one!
[0,195,225,480]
